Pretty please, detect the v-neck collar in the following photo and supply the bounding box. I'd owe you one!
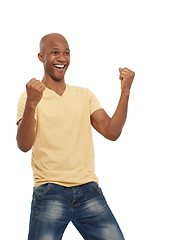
[45,84,69,98]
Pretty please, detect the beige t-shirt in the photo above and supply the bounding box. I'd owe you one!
[17,84,102,187]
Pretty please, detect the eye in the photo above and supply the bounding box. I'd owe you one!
[64,52,70,55]
[52,51,59,55]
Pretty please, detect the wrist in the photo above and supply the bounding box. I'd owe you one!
[26,99,37,109]
[121,89,130,96]
[23,101,36,123]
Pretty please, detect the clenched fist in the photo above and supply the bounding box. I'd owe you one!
[26,78,45,107]
[119,68,135,95]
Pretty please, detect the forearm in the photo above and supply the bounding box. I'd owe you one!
[16,101,36,152]
[106,90,130,140]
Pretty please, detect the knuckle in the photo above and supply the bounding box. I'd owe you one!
[26,78,36,86]
[26,82,31,88]
[30,78,36,83]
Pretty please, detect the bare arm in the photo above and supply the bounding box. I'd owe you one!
[91,67,135,141]
[16,79,45,152]
[16,103,36,152]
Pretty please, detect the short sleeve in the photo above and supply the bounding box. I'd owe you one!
[88,89,102,115]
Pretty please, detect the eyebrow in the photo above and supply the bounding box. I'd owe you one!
[51,48,70,51]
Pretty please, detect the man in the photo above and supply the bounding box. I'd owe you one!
[16,33,135,240]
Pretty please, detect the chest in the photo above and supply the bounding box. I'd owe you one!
[36,92,89,126]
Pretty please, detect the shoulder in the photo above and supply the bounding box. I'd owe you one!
[18,91,27,103]
[19,90,27,97]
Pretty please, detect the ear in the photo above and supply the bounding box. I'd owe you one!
[38,53,44,63]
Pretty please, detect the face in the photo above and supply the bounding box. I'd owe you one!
[38,35,70,82]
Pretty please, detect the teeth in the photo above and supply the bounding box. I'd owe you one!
[54,65,64,68]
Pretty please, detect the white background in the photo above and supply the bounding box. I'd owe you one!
[1,0,177,239]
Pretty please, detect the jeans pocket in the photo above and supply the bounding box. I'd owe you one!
[90,182,103,195]
[33,183,53,203]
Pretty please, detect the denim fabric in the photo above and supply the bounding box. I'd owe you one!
[28,182,125,240]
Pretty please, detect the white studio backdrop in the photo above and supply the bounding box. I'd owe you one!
[0,0,176,239]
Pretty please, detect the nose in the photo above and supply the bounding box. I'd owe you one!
[57,53,65,62]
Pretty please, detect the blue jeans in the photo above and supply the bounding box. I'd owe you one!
[28,182,125,240]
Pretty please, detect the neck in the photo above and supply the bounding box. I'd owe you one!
[42,75,66,96]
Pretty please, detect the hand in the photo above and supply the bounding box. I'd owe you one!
[119,67,135,95]
[26,78,45,107]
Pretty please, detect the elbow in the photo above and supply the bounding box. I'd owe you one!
[106,131,122,141]
[109,136,119,141]
[17,142,31,152]
[16,136,32,152]
[20,147,31,153]
[108,135,120,141]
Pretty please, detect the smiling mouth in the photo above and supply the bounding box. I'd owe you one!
[54,64,65,70]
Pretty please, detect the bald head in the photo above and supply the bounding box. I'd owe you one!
[38,33,70,82]
[39,33,69,53]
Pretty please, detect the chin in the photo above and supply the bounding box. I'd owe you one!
[46,69,65,82]
[53,78,63,82]
[51,74,64,82]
